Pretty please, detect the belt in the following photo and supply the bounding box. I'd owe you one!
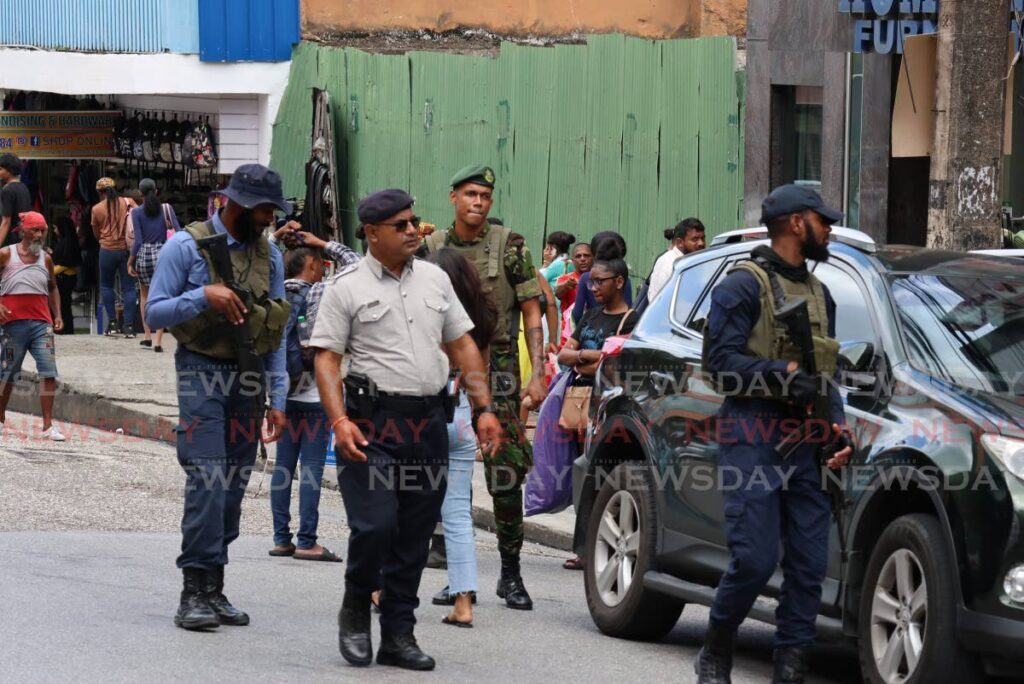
[375,390,446,412]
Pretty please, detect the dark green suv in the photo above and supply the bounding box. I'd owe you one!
[574,228,1024,682]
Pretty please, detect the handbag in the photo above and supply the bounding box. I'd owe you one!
[557,308,634,432]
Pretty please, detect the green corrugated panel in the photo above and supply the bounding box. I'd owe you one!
[735,69,747,226]
[656,38,701,240]
[618,37,663,280]
[270,42,323,198]
[343,48,411,220]
[502,42,555,249]
[545,44,589,236]
[408,51,499,228]
[697,37,740,235]
[582,34,625,231]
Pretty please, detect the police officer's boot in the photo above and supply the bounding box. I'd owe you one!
[377,633,436,671]
[174,568,219,631]
[694,625,735,684]
[337,591,373,667]
[204,565,250,626]
[495,551,533,610]
[772,647,809,684]
[425,531,447,569]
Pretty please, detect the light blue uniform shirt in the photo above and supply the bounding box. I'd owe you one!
[145,211,288,411]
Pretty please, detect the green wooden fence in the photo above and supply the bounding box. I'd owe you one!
[271,35,744,277]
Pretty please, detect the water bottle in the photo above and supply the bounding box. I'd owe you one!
[297,314,311,345]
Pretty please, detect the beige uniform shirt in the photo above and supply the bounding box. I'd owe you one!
[309,252,474,395]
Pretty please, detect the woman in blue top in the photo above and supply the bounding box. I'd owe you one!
[572,231,633,324]
[127,178,180,352]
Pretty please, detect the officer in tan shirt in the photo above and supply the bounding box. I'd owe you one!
[311,188,500,672]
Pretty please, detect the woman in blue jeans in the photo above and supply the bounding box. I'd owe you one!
[427,248,496,628]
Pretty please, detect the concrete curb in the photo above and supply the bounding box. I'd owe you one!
[10,372,574,551]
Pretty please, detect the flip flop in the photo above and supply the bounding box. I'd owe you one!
[269,544,296,557]
[294,547,343,562]
[441,616,474,629]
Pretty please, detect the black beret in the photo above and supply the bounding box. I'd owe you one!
[357,188,415,225]
[761,184,843,225]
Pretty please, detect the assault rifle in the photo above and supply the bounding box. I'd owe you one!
[195,232,265,411]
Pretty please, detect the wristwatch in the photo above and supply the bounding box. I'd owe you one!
[472,404,498,421]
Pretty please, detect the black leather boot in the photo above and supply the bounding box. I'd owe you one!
[204,566,250,626]
[432,585,477,606]
[338,592,373,667]
[425,532,447,570]
[377,633,436,671]
[694,625,735,684]
[772,647,809,684]
[174,568,219,631]
[495,552,533,610]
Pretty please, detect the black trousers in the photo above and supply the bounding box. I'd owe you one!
[55,273,76,334]
[338,401,449,639]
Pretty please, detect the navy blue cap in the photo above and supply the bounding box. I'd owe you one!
[760,184,843,225]
[221,164,292,214]
[357,189,415,225]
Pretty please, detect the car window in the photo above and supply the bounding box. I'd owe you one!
[669,258,724,332]
[684,259,737,334]
[809,261,877,344]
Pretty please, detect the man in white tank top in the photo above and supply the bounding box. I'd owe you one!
[0,211,64,440]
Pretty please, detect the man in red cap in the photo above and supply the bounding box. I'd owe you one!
[0,211,64,440]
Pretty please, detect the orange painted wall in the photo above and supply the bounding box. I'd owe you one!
[302,0,745,39]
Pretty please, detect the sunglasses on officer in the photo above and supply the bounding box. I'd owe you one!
[374,215,422,232]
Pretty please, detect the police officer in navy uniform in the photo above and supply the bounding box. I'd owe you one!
[147,164,292,631]
[311,189,501,671]
[696,185,854,684]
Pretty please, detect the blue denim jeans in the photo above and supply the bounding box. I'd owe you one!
[99,248,137,331]
[1,319,57,381]
[270,400,330,549]
[442,392,478,593]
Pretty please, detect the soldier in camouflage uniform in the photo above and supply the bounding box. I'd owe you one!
[422,164,548,610]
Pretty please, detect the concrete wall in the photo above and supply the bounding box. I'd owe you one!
[301,0,746,38]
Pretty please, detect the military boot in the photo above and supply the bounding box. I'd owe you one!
[425,532,447,570]
[694,625,735,684]
[174,568,219,631]
[495,552,533,610]
[772,647,809,684]
[338,591,373,667]
[204,565,250,626]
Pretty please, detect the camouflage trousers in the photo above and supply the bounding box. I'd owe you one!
[486,345,534,558]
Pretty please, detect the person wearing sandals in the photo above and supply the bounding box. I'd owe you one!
[426,248,497,628]
[127,178,179,352]
[556,256,638,571]
[267,243,345,563]
[91,177,138,337]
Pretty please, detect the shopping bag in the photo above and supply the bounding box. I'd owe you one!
[524,370,578,516]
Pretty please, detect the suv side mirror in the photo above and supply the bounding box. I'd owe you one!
[837,341,877,390]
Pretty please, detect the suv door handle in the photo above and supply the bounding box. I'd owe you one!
[649,370,687,397]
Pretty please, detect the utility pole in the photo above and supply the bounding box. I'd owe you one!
[927,0,1011,251]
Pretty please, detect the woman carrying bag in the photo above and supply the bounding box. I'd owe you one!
[127,178,179,352]
[556,257,638,571]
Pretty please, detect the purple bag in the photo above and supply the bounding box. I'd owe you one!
[524,370,579,516]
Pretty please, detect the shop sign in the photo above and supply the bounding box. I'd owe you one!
[839,0,1024,55]
[0,111,119,159]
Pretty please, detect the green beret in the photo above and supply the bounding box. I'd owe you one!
[450,164,496,189]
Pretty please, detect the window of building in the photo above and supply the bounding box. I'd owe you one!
[770,85,824,193]
[846,53,864,229]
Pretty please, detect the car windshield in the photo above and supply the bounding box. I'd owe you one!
[891,273,1024,394]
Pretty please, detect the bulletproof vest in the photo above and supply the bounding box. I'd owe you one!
[424,225,518,347]
[169,221,290,360]
[701,257,839,395]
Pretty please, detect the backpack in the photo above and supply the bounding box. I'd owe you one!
[284,280,316,394]
[189,119,217,169]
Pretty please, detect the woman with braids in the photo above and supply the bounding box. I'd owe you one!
[90,177,137,336]
[127,178,180,351]
[557,255,638,571]
[426,247,498,628]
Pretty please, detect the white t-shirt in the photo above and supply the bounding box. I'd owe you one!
[648,246,684,300]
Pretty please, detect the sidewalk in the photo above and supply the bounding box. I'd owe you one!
[11,334,576,551]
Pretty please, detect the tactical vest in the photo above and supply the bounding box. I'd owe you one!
[424,226,518,347]
[701,257,839,396]
[169,221,290,360]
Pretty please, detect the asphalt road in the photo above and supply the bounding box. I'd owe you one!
[0,412,866,683]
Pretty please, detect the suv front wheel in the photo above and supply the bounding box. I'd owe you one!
[858,513,981,684]
[584,462,684,640]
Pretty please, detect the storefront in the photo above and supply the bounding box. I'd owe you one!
[0,48,291,332]
[744,0,1023,244]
